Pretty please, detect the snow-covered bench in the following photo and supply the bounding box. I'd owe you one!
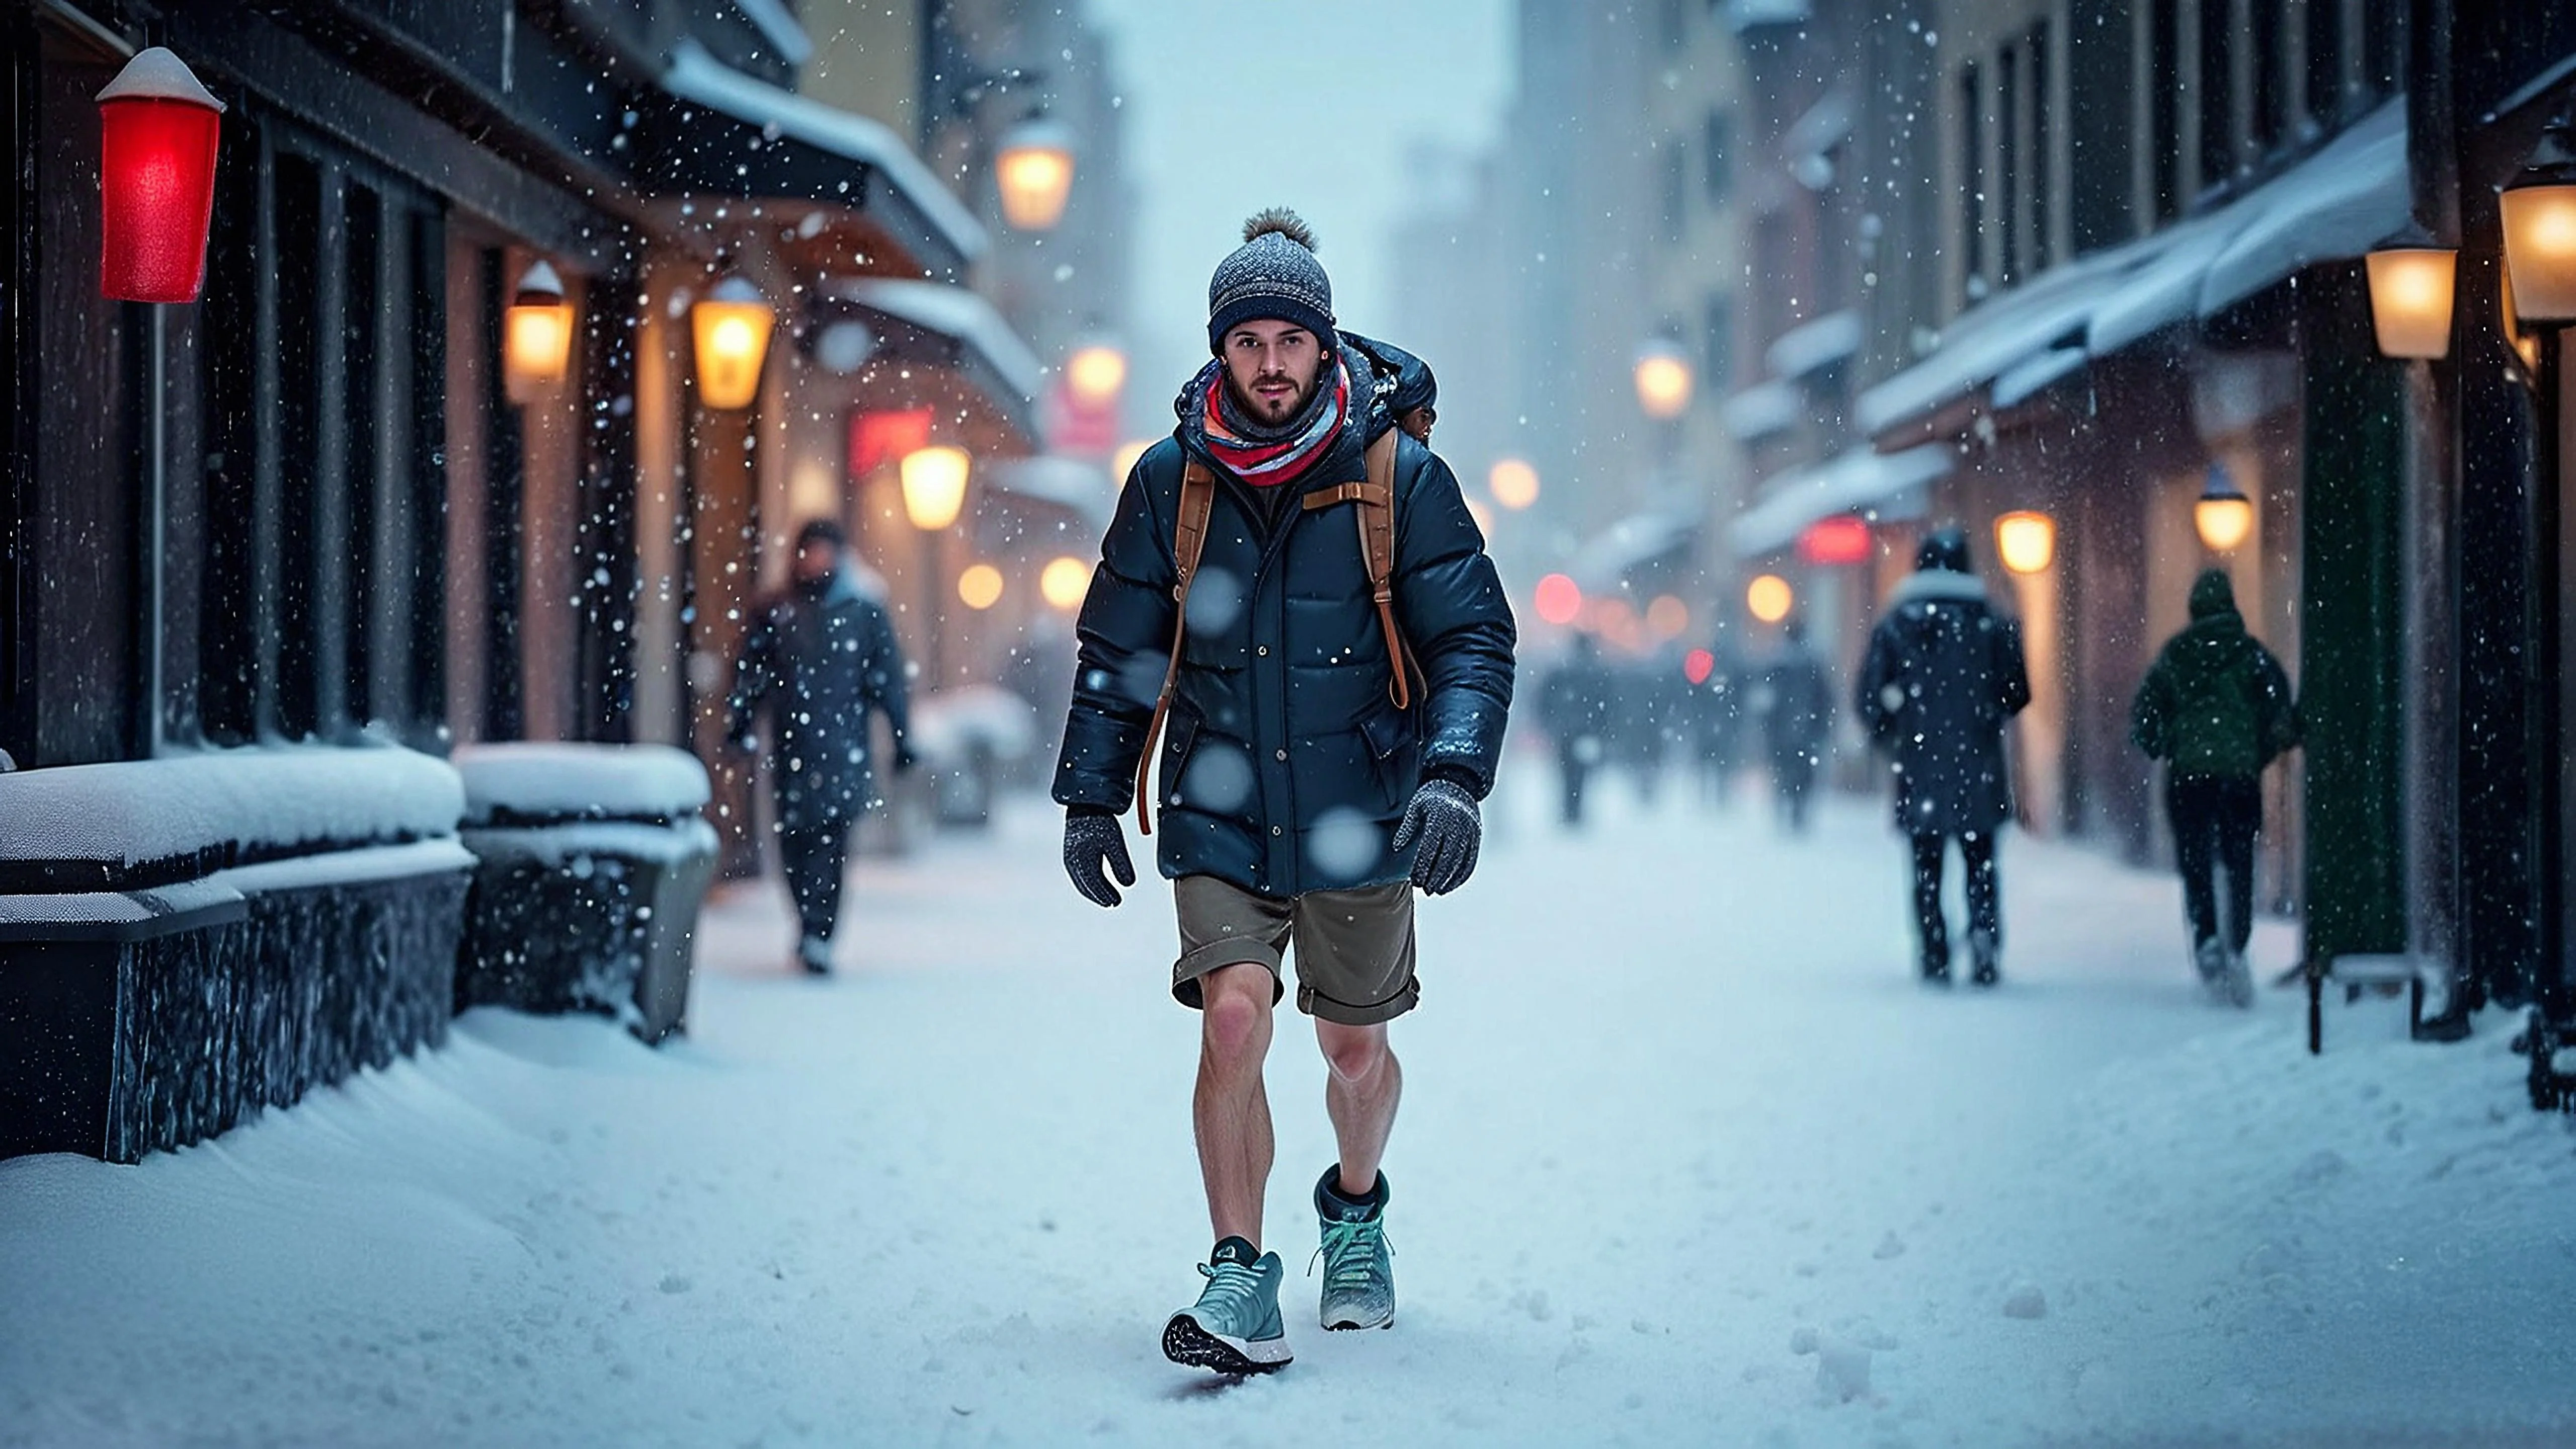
[0,747,472,1162]
[452,744,716,1043]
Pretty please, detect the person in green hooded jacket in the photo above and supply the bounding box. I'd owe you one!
[2129,568,2302,1002]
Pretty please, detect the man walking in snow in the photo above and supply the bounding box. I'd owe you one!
[1855,527,2030,985]
[728,519,914,976]
[2129,568,2301,1005]
[1757,616,1834,834]
[1054,209,1516,1375]
[1538,634,1617,827]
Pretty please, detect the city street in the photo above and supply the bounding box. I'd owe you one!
[6,761,2570,1447]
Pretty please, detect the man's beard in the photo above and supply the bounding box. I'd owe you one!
[1226,356,1326,428]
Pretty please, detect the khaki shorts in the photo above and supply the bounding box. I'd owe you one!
[1172,875,1419,1026]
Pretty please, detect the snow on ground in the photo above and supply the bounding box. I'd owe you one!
[5,756,2573,1448]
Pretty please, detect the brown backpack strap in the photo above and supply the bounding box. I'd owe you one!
[1134,460,1217,835]
[1310,431,1417,711]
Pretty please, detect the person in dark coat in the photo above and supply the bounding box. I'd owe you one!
[1758,617,1834,833]
[1052,209,1516,1374]
[2130,568,2301,1004]
[1856,527,2031,985]
[1688,633,1748,811]
[728,519,914,975]
[1538,634,1617,827]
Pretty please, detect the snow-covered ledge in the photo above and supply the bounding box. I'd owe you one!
[452,742,709,827]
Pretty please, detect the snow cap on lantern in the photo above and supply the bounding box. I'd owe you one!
[97,47,226,304]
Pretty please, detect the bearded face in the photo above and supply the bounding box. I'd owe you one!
[1221,319,1326,426]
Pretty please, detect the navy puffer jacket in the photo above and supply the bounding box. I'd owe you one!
[1854,568,2030,835]
[1053,357,1516,898]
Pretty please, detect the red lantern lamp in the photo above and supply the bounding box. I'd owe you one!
[1796,514,1873,567]
[97,48,226,304]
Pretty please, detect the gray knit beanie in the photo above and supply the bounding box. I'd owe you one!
[1206,208,1335,353]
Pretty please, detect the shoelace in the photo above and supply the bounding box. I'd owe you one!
[1310,1218,1391,1293]
[1196,1259,1264,1318]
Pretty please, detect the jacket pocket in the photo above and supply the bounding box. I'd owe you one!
[1158,709,1203,810]
[1357,705,1421,811]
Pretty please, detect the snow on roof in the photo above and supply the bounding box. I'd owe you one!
[2083,210,2240,357]
[984,454,1114,527]
[1569,508,1702,591]
[829,277,1044,405]
[1721,381,1804,442]
[2197,99,2409,318]
[1857,248,2150,438]
[1729,444,1955,559]
[1722,0,1812,31]
[660,41,985,266]
[451,743,711,826]
[1992,344,2089,411]
[730,0,814,67]
[0,746,463,871]
[1764,309,1864,382]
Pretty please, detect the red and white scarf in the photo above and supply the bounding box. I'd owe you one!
[1199,358,1351,487]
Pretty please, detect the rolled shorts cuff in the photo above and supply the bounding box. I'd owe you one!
[1299,976,1421,1026]
[1171,940,1287,1011]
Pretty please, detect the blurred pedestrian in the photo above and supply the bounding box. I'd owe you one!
[1856,527,2031,986]
[728,518,915,976]
[1613,656,1686,807]
[1538,634,1617,827]
[1052,209,1516,1375]
[1759,617,1834,833]
[1687,634,1747,810]
[2129,568,2301,1006]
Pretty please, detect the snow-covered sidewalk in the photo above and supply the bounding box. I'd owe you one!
[5,768,2572,1447]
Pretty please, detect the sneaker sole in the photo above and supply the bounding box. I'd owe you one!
[1322,1312,1394,1331]
[1162,1313,1292,1375]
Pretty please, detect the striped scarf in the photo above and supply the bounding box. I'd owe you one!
[1199,358,1351,487]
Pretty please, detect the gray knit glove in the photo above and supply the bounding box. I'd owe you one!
[1063,808,1136,908]
[1392,778,1481,896]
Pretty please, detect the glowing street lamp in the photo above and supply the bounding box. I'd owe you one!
[690,276,774,410]
[1534,573,1584,626]
[1488,457,1541,511]
[957,563,1005,611]
[995,118,1077,231]
[902,445,972,532]
[504,261,574,401]
[1745,574,1794,624]
[2195,464,2255,554]
[2500,120,2576,324]
[1995,510,2057,575]
[2364,246,2457,360]
[1113,438,1154,482]
[96,47,226,303]
[1065,342,1128,409]
[1633,340,1695,421]
[1040,555,1093,612]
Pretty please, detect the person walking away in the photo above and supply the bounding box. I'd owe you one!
[1690,633,1748,811]
[1855,527,2031,986]
[1538,634,1616,828]
[1760,617,1834,833]
[1052,209,1516,1375]
[728,519,915,975]
[2129,567,2301,1005]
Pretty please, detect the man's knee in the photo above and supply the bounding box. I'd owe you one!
[1317,1023,1389,1084]
[1199,963,1274,1059]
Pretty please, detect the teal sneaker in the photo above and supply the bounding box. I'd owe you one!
[1163,1237,1292,1375]
[1313,1168,1394,1331]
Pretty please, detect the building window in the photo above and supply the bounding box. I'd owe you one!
[2306,0,2344,123]
[2151,0,2183,219]
[2198,0,2235,189]
[1660,139,1688,246]
[1960,60,1985,301]
[2250,0,2286,154]
[1703,293,1733,393]
[1704,111,1733,203]
[2362,0,2405,98]
[1659,0,1688,51]
[2030,21,2053,270]
[2000,44,2021,285]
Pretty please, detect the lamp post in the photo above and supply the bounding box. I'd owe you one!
[96,47,225,304]
[503,261,574,403]
[2365,244,2459,359]
[2195,464,2255,553]
[1040,555,1092,613]
[1065,341,1127,410]
[690,277,774,410]
[903,445,972,685]
[1488,457,1541,511]
[995,118,1077,231]
[1994,511,2056,575]
[1745,573,1793,625]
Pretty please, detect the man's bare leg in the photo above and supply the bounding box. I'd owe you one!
[1316,1019,1400,1197]
[1193,962,1276,1246]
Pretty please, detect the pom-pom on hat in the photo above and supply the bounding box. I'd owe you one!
[1207,208,1336,353]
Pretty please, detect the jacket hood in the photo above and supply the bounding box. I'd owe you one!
[2189,568,2238,621]
[1889,568,1989,608]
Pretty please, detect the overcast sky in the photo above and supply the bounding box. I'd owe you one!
[1078,0,1517,423]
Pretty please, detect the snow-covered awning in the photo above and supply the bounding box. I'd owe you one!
[1785,89,1856,192]
[1723,0,1812,32]
[1855,246,2154,438]
[1569,508,1701,592]
[983,454,1115,528]
[818,278,1044,441]
[2197,99,2409,318]
[655,41,987,277]
[1765,309,1863,381]
[1721,381,1804,443]
[1992,345,2088,411]
[1729,444,1954,559]
[730,0,814,66]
